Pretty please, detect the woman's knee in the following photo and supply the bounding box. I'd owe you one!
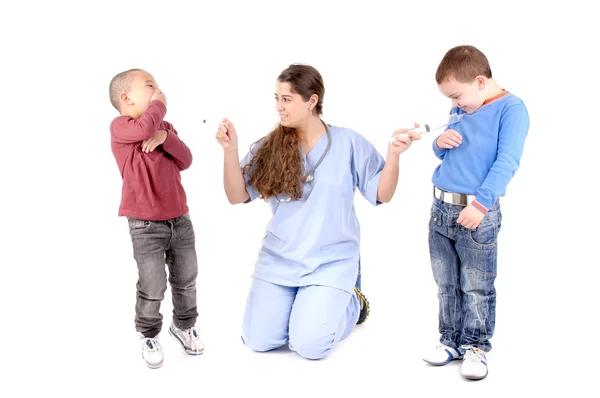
[241,324,286,353]
[289,326,335,360]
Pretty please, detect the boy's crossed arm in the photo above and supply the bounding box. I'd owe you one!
[141,130,168,153]
[142,123,193,171]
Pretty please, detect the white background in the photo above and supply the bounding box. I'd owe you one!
[1,0,598,396]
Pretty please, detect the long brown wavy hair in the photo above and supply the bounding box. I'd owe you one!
[243,64,325,200]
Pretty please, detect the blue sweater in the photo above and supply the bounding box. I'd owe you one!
[432,92,529,210]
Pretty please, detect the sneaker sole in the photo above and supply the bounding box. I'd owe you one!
[463,371,488,380]
[142,352,163,369]
[168,327,204,355]
[354,288,370,325]
[144,359,164,369]
[422,357,463,366]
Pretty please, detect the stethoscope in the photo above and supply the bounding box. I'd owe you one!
[277,119,331,203]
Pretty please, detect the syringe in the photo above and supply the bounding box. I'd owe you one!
[389,113,465,143]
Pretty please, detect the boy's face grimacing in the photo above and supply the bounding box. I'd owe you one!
[124,71,159,117]
[438,76,487,114]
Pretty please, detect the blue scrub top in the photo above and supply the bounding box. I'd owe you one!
[240,125,385,294]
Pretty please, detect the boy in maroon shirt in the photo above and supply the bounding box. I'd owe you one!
[109,69,203,369]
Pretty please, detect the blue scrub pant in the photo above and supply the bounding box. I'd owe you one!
[241,278,360,359]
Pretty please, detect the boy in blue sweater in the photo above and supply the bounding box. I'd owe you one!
[422,45,529,380]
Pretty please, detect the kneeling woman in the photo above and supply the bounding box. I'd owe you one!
[215,64,419,359]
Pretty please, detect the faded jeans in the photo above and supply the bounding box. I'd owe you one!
[128,213,198,338]
[429,198,502,352]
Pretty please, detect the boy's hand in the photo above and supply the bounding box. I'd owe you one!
[388,123,421,155]
[151,90,167,107]
[141,129,168,153]
[457,204,485,230]
[436,129,462,149]
[216,118,238,152]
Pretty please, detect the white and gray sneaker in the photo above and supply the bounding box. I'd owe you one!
[423,344,464,366]
[140,335,164,369]
[461,345,488,380]
[169,323,204,355]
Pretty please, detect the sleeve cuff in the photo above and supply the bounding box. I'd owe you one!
[471,200,489,214]
[242,169,260,203]
[161,129,174,149]
[244,188,259,203]
[432,137,445,155]
[366,172,383,206]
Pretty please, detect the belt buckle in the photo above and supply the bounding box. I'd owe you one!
[435,186,471,206]
[434,186,445,202]
[453,192,466,206]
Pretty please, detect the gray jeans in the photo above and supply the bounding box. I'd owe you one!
[128,213,198,338]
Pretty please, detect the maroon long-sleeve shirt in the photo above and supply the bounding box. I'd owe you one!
[110,100,192,221]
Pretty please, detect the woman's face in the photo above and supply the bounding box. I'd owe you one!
[275,81,314,128]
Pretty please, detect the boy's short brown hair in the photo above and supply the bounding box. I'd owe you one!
[435,45,492,84]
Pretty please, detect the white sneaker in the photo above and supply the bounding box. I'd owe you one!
[423,344,464,366]
[461,346,488,380]
[169,323,204,355]
[140,336,164,369]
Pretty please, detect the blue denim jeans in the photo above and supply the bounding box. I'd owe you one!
[428,198,502,352]
[128,213,198,338]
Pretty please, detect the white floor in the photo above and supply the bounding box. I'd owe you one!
[8,238,594,397]
[5,170,597,397]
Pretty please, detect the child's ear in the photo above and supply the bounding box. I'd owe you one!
[475,76,487,90]
[121,92,134,105]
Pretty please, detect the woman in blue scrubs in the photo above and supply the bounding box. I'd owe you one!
[215,64,420,359]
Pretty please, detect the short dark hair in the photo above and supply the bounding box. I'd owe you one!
[435,45,492,84]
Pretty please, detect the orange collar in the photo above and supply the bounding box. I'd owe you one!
[482,89,507,106]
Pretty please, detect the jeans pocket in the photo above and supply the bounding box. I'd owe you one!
[467,221,497,249]
[429,206,443,229]
[465,256,497,280]
[128,218,150,231]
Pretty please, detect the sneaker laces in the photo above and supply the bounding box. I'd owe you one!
[174,325,201,344]
[462,345,485,361]
[144,338,160,353]
[189,327,201,342]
